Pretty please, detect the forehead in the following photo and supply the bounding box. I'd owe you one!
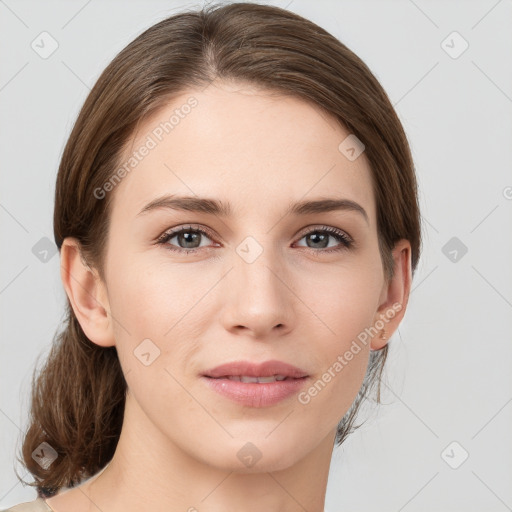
[110,81,375,222]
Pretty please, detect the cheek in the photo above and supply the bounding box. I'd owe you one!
[108,255,216,384]
[299,256,383,342]
[110,255,205,334]
[107,260,203,415]
[292,259,382,422]
[295,282,374,435]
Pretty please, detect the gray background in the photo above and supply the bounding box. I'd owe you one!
[1,0,511,510]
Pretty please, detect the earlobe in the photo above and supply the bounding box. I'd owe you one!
[370,240,412,351]
[60,237,115,348]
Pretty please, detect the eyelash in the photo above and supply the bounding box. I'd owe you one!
[155,224,353,255]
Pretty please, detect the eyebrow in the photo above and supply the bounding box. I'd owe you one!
[136,194,369,224]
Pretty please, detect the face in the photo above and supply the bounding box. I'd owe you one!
[72,80,408,473]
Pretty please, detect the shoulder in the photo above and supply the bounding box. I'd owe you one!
[0,497,53,512]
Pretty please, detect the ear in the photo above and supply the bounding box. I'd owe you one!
[370,239,412,351]
[60,237,115,347]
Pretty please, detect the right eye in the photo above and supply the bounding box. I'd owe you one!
[156,224,219,253]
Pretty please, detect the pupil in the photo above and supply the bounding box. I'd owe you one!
[308,233,328,248]
[179,231,200,248]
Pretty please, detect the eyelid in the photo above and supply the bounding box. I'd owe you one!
[295,224,352,241]
[155,223,218,244]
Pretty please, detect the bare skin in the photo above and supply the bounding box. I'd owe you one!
[48,79,411,512]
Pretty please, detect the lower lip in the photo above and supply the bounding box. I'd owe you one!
[201,376,309,407]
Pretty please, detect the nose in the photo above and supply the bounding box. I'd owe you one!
[219,244,296,339]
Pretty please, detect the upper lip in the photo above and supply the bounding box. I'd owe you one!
[202,360,309,379]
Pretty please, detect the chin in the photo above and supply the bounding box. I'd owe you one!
[197,430,309,473]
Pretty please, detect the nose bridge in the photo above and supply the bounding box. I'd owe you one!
[234,234,284,302]
[221,233,294,334]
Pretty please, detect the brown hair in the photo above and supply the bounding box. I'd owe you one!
[16,1,421,497]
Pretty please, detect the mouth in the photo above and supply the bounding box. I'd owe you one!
[200,360,310,407]
[204,374,305,383]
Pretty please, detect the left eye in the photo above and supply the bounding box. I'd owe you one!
[156,225,353,253]
[295,227,353,251]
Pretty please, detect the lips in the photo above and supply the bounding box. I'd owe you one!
[202,359,309,379]
[201,360,310,407]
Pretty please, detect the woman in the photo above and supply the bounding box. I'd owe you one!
[4,1,421,511]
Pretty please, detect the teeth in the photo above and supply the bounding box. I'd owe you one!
[226,375,288,383]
